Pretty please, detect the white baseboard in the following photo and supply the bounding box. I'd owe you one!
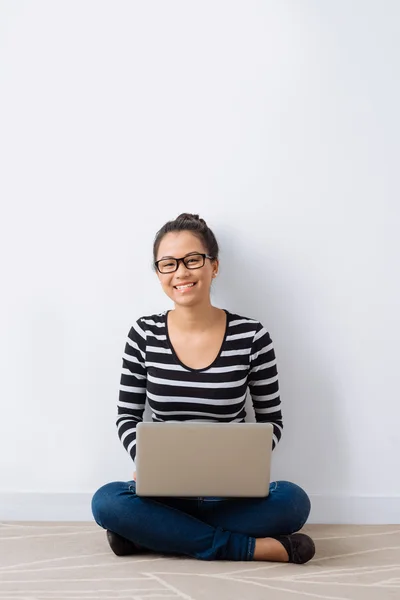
[308,494,400,524]
[0,493,399,524]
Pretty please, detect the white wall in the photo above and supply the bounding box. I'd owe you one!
[1,0,399,523]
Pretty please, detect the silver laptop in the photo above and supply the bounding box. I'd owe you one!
[135,422,273,498]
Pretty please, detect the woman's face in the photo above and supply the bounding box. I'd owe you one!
[155,231,218,307]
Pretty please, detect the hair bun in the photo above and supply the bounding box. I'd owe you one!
[176,212,207,226]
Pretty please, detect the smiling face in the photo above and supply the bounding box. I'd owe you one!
[155,231,218,307]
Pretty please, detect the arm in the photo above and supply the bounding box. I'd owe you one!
[248,323,283,450]
[116,319,147,462]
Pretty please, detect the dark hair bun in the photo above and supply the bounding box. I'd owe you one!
[176,213,207,227]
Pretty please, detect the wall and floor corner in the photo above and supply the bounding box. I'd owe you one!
[0,1,399,524]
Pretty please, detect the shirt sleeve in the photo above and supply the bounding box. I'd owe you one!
[248,323,283,450]
[116,319,147,462]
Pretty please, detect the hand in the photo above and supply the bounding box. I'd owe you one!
[132,471,136,481]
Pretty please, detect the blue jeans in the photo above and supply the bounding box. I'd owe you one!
[91,480,311,561]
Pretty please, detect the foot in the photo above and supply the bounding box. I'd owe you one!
[254,533,315,564]
[106,530,145,556]
[273,533,315,564]
[253,537,290,562]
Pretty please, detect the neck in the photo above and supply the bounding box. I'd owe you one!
[170,301,221,332]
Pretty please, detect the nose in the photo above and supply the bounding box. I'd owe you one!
[175,259,191,275]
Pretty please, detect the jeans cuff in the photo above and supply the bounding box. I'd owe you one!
[247,536,256,560]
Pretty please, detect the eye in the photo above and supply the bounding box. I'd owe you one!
[157,260,177,272]
[186,256,202,265]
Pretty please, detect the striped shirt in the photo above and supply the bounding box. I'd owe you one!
[117,309,283,462]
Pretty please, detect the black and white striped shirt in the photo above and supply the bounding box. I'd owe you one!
[117,309,283,462]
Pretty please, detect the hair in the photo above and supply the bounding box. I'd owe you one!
[152,213,219,269]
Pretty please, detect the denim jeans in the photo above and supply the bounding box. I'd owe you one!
[91,479,311,561]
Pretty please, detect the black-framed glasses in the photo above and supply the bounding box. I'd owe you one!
[154,252,214,274]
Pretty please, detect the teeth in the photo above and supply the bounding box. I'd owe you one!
[176,283,195,290]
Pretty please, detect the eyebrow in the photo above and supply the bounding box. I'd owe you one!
[158,251,202,260]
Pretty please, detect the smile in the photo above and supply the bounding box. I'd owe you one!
[174,283,196,291]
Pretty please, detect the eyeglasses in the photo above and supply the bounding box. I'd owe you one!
[154,252,214,274]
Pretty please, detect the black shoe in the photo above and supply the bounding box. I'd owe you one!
[106,530,143,556]
[273,533,315,564]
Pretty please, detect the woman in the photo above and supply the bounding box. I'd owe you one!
[91,213,315,563]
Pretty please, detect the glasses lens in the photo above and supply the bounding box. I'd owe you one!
[158,259,178,273]
[184,254,204,269]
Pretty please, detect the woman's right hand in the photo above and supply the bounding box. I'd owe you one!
[132,471,136,481]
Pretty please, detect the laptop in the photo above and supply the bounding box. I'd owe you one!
[135,422,273,498]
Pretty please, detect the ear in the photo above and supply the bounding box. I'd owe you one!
[212,258,219,278]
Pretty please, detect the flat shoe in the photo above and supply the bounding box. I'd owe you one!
[273,533,315,564]
[106,529,145,556]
